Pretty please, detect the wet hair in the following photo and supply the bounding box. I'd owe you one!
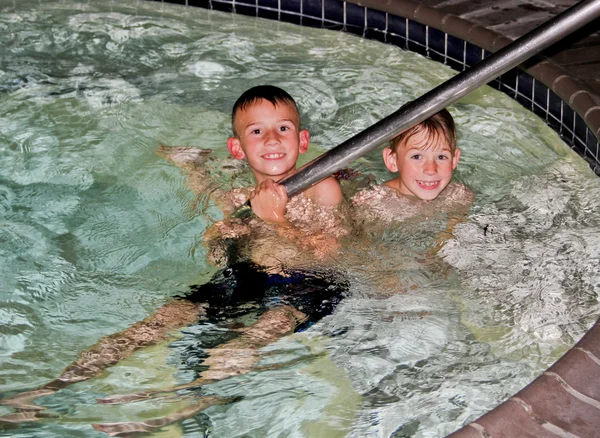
[388,108,457,154]
[231,85,300,136]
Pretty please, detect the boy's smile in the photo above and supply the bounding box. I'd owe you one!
[383,129,460,201]
[227,99,309,183]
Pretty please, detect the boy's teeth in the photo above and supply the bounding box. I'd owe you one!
[264,153,284,159]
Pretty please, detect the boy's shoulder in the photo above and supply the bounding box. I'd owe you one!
[352,184,420,222]
[352,182,473,223]
[441,182,474,206]
[305,175,343,207]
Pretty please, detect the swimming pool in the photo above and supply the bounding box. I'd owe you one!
[0,1,599,437]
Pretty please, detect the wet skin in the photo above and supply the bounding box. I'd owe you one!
[382,129,460,201]
[227,99,309,184]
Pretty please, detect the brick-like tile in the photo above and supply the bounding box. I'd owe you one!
[569,63,600,82]
[551,46,600,65]
[516,374,600,437]
[585,107,600,137]
[446,423,487,438]
[570,91,598,120]
[547,348,600,401]
[470,398,558,438]
[575,321,600,357]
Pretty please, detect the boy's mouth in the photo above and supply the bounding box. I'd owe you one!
[262,153,286,160]
[417,180,440,190]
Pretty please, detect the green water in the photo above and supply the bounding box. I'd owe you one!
[1,1,599,437]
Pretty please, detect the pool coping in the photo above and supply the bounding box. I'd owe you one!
[349,0,600,148]
[152,0,600,436]
[163,0,600,173]
[342,0,600,175]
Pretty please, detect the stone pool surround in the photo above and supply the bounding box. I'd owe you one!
[149,0,600,436]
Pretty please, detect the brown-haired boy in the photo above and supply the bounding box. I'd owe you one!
[162,85,347,265]
[0,86,349,431]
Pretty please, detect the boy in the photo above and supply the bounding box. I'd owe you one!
[0,86,349,430]
[228,85,342,222]
[161,85,347,266]
[352,108,473,225]
[346,109,473,297]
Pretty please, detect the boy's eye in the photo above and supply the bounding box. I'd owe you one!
[279,125,291,132]
[251,129,261,135]
[410,154,422,160]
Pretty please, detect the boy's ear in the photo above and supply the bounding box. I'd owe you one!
[452,148,461,170]
[227,137,246,160]
[382,148,399,172]
[298,129,310,154]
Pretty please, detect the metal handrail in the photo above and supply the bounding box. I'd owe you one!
[279,0,600,197]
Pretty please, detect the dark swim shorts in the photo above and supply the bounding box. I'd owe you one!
[184,262,349,332]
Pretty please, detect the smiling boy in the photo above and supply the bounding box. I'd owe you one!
[382,110,460,201]
[352,108,473,224]
[0,86,350,429]
[226,85,342,224]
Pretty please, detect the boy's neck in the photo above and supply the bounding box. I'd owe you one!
[384,178,431,202]
[252,167,297,184]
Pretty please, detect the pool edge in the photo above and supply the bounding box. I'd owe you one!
[349,0,600,160]
[448,317,600,437]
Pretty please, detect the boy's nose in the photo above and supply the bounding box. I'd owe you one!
[423,160,437,174]
[264,130,281,146]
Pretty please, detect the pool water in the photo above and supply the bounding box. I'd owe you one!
[1,0,599,437]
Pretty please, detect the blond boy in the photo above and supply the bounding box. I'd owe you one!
[353,109,473,224]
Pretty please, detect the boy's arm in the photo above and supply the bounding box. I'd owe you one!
[157,145,239,213]
[156,145,213,169]
[249,179,289,224]
[200,179,289,266]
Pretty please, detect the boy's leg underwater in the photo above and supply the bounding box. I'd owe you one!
[98,304,308,404]
[92,395,235,437]
[90,305,308,435]
[0,300,205,418]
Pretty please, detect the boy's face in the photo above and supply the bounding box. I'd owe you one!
[227,99,309,183]
[383,129,460,201]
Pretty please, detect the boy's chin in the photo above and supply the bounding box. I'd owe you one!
[261,168,296,180]
[412,189,443,201]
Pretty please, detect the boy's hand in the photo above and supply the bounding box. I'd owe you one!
[249,179,289,224]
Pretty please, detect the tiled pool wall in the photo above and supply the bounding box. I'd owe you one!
[150,0,600,176]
